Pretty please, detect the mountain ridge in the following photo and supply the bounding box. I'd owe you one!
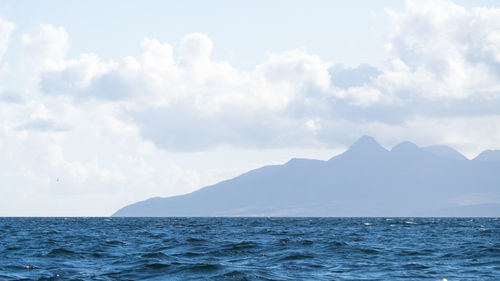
[473,150,500,162]
[113,137,500,217]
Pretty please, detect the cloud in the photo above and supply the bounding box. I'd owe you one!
[179,33,213,67]
[0,90,23,104]
[381,0,500,100]
[34,37,343,150]
[16,118,68,132]
[15,0,500,155]
[21,24,69,74]
[0,95,209,215]
[329,64,381,89]
[40,53,115,93]
[257,48,332,91]
[0,16,15,63]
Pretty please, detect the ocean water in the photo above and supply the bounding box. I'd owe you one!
[0,218,498,280]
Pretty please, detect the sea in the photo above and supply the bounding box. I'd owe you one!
[0,217,498,280]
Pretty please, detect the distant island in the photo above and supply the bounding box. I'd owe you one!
[113,136,500,217]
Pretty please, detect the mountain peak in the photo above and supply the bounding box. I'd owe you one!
[336,135,388,157]
[473,150,500,162]
[391,141,420,153]
[349,135,383,151]
[329,136,387,161]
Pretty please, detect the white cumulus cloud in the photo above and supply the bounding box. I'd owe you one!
[381,0,500,100]
[0,16,15,63]
[21,24,69,74]
[30,2,500,151]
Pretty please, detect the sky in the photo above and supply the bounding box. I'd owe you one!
[1,0,500,216]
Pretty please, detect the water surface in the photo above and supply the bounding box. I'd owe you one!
[0,217,498,280]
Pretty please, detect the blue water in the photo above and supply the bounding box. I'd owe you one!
[0,218,498,280]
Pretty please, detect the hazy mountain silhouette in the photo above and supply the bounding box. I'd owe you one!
[473,150,500,162]
[113,136,500,217]
[422,145,468,160]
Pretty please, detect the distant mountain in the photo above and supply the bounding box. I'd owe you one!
[473,150,500,162]
[113,136,500,217]
[422,145,468,160]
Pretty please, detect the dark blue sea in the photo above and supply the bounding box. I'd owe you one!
[0,218,498,280]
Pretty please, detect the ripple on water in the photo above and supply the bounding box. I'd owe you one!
[46,248,77,257]
[146,262,171,269]
[185,237,208,243]
[141,252,169,258]
[279,252,315,261]
[176,263,223,274]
